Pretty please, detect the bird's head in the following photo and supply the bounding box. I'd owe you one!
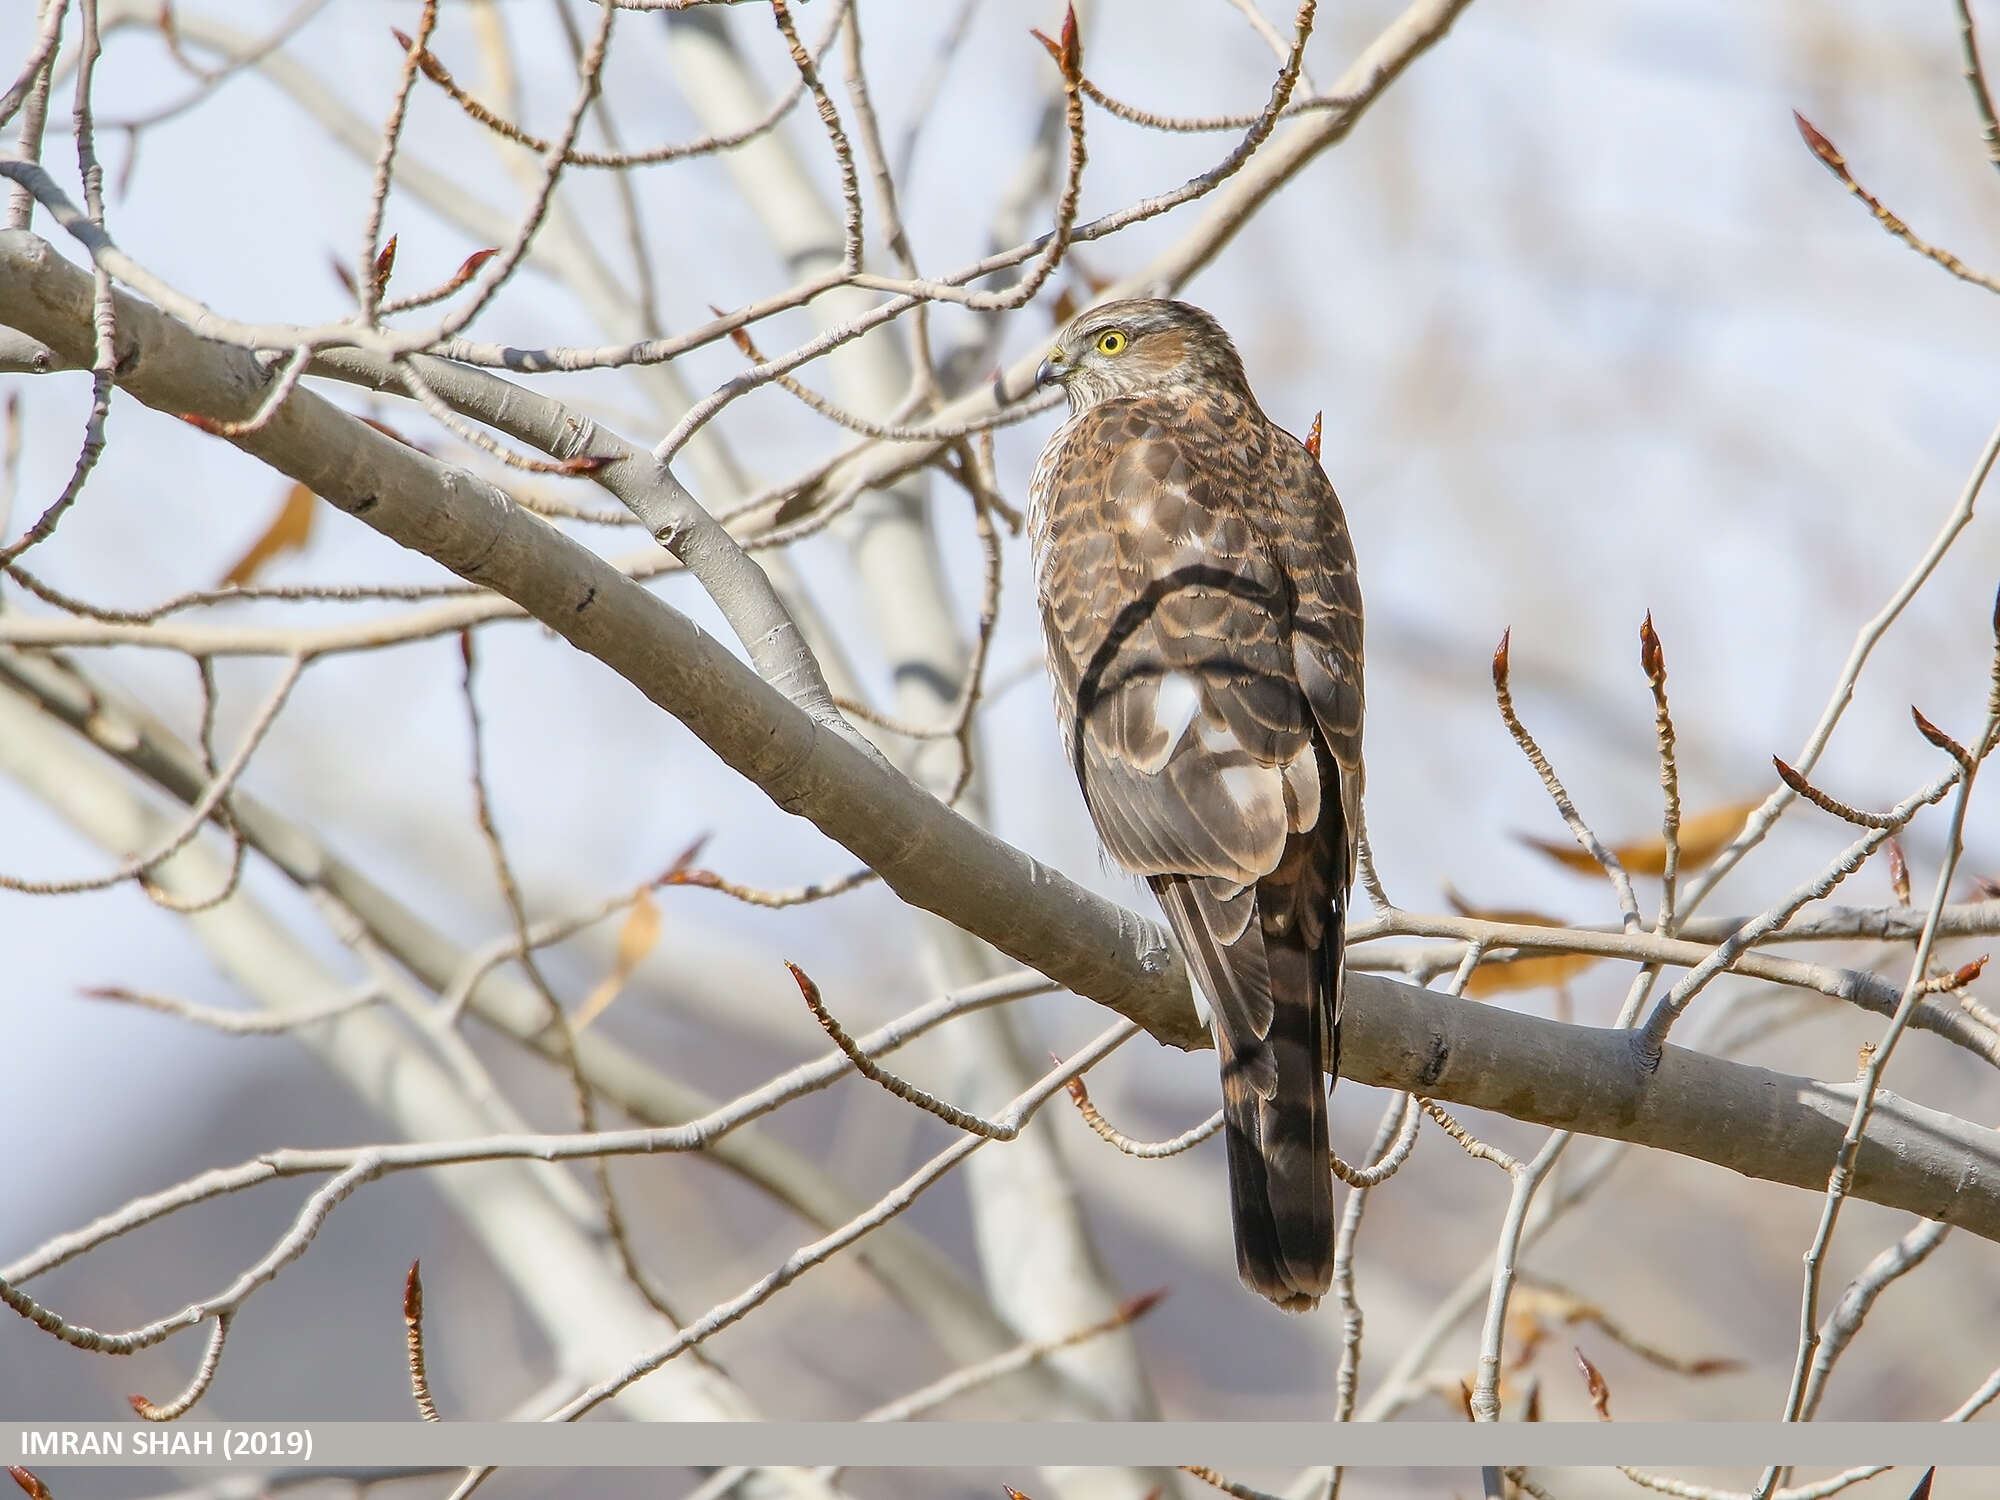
[1035,297,1251,413]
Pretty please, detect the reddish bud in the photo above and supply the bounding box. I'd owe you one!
[372,235,398,297]
[329,253,358,300]
[1639,610,1664,684]
[1793,110,1849,179]
[455,248,498,282]
[1952,955,1989,988]
[1031,4,1081,79]
[404,1260,424,1322]
[1574,1345,1612,1420]
[1305,410,1322,462]
[1491,628,1512,692]
[10,1469,51,1500]
[556,454,613,476]
[1117,1285,1169,1322]
[392,28,447,83]
[655,833,712,883]
[1886,838,1912,906]
[1912,705,1970,765]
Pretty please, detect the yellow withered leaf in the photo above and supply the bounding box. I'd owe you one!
[573,891,661,1030]
[219,481,316,586]
[1516,798,1760,879]
[1465,950,1600,998]
[1444,887,1602,997]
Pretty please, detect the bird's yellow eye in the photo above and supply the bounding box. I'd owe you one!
[1095,329,1128,356]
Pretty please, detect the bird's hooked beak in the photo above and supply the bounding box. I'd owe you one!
[1035,347,1066,389]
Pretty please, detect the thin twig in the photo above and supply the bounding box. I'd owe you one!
[356,0,438,324]
[1492,629,1643,931]
[1794,111,2000,295]
[791,963,1015,1140]
[0,653,306,895]
[1795,1217,1951,1420]
[1955,0,2000,173]
[1771,620,2000,1434]
[1066,1076,1224,1158]
[856,1287,1166,1422]
[405,1261,441,1422]
[128,1312,230,1421]
[1640,613,1684,934]
[401,2,845,169]
[1682,406,2000,916]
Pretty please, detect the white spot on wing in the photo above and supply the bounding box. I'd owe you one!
[1283,751,1321,831]
[1220,763,1266,810]
[1155,671,1201,745]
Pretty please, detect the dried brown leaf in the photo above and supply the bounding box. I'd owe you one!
[573,891,661,1030]
[1517,798,1759,879]
[218,481,316,587]
[1442,889,1601,996]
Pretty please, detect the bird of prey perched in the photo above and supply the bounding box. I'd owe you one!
[1028,298,1364,1311]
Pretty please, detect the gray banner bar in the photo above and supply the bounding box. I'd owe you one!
[1,1423,1995,1469]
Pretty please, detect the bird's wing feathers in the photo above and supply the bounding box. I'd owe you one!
[1033,398,1326,892]
[1031,388,1359,1311]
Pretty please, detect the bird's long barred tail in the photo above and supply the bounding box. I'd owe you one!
[1220,897,1336,1311]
